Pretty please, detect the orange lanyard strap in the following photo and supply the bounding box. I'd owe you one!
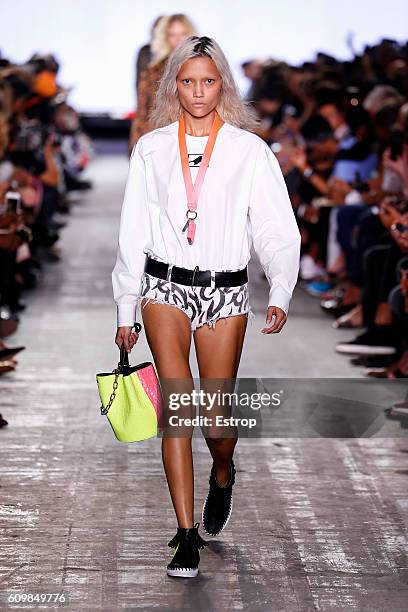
[178,110,224,245]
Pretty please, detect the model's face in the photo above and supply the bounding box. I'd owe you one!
[167,20,189,51]
[176,56,222,118]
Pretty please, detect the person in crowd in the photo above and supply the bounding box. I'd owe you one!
[134,15,164,102]
[128,14,197,154]
[241,59,263,102]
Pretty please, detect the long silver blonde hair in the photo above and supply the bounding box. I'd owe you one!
[149,36,259,131]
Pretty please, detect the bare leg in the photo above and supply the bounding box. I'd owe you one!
[141,299,195,528]
[193,314,248,486]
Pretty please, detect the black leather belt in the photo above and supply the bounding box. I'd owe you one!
[144,256,248,287]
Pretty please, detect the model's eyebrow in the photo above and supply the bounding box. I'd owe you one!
[179,75,219,79]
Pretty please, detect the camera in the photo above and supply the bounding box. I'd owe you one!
[5,191,22,215]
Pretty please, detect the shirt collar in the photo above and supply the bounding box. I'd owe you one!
[169,118,231,139]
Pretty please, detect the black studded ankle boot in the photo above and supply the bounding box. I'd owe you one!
[166,522,208,578]
[202,459,236,536]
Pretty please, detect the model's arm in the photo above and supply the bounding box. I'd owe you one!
[112,138,150,328]
[248,141,301,317]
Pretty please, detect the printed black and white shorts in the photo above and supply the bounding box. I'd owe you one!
[139,272,255,331]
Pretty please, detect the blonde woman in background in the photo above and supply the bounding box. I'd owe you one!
[129,14,197,154]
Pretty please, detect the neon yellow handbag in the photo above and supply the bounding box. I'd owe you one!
[96,323,163,442]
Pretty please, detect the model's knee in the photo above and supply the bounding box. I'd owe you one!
[205,435,225,444]
[203,433,237,445]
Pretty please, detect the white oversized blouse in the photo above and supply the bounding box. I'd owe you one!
[112,119,301,327]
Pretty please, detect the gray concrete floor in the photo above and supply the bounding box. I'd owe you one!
[1,154,408,611]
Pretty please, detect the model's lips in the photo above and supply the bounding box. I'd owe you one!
[192,103,205,106]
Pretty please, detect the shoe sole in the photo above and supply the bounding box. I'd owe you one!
[336,345,397,355]
[201,492,233,537]
[167,567,199,578]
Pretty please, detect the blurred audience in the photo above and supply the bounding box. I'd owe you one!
[0,49,93,394]
[2,34,408,424]
[243,37,408,378]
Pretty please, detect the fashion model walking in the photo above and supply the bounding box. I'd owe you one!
[112,36,301,578]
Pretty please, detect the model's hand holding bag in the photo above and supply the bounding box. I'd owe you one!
[96,322,163,442]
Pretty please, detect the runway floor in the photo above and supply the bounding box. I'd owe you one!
[1,153,408,611]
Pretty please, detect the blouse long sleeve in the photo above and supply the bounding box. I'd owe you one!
[248,141,301,315]
[112,138,150,327]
